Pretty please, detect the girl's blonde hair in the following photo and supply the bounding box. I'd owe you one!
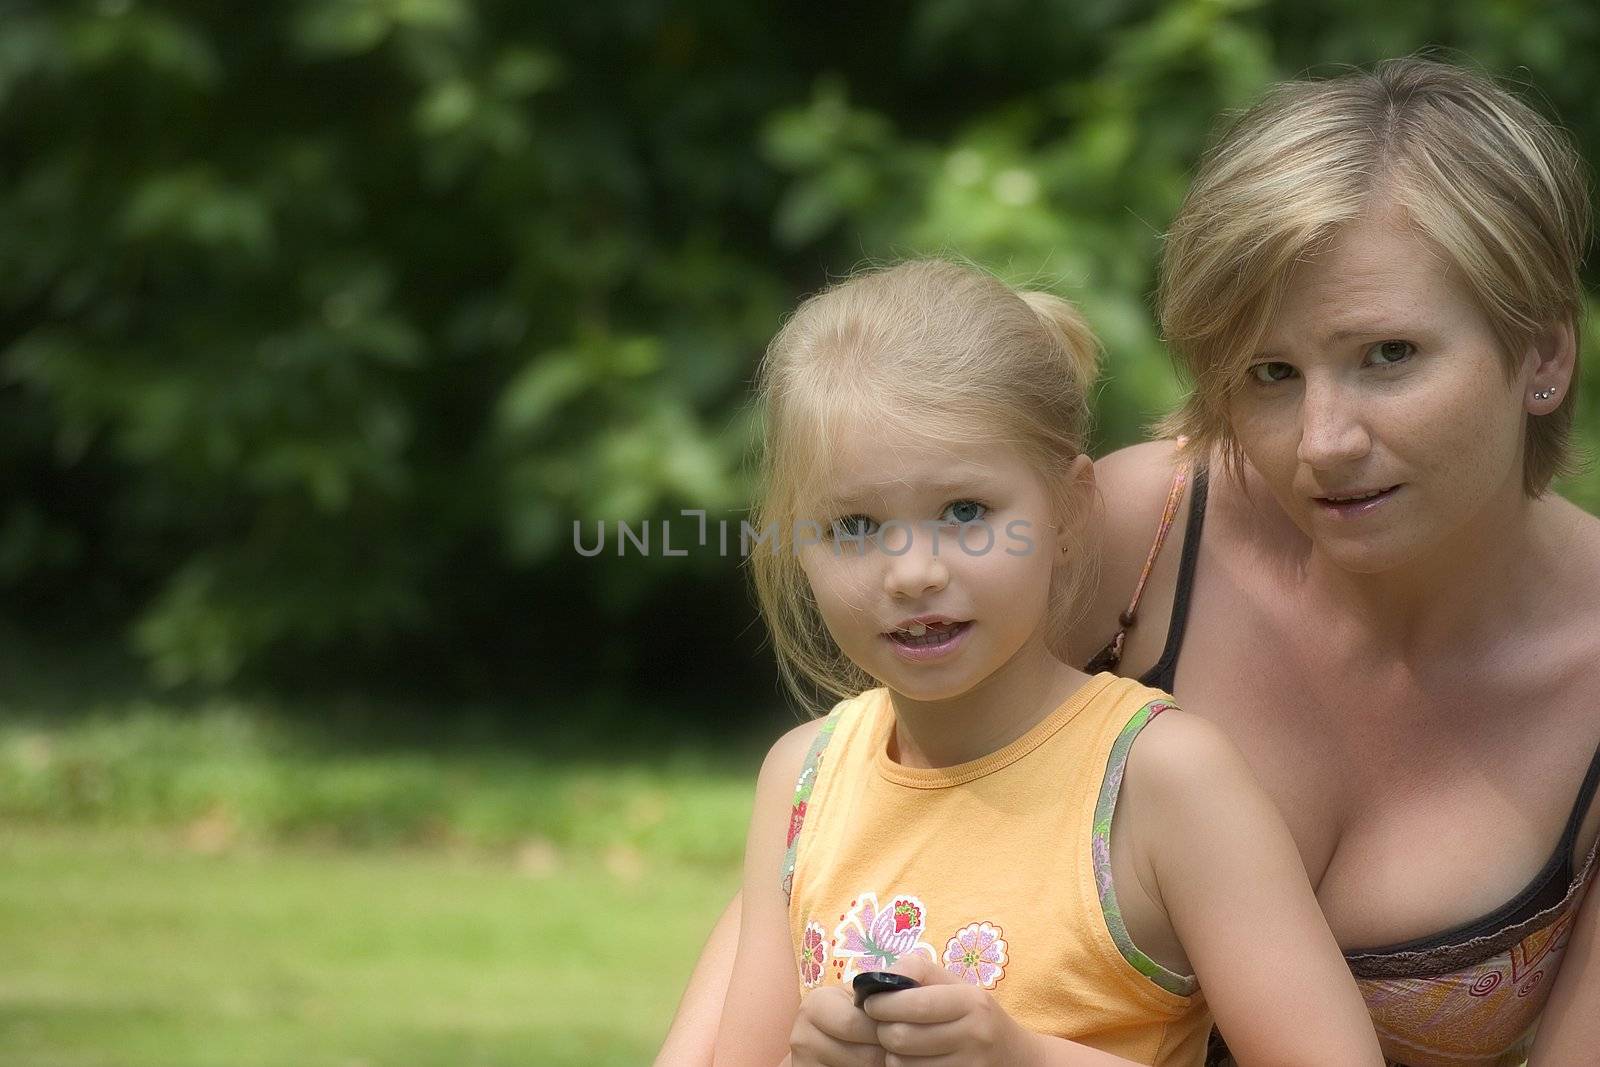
[1158,56,1591,493]
[748,258,1101,713]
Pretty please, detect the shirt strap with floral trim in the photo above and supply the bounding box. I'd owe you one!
[781,713,842,901]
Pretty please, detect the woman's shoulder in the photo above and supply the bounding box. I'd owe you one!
[1545,491,1600,549]
[1091,440,1188,528]
[1068,442,1190,656]
[1534,494,1600,599]
[1536,494,1600,641]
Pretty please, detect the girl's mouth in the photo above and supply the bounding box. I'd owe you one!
[884,620,973,660]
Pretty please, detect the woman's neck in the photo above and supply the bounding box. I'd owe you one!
[884,635,1092,769]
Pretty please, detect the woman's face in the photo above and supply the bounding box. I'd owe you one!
[1228,200,1537,574]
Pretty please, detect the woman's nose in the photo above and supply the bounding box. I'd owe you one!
[1296,377,1373,469]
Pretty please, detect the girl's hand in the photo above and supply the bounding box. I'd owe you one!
[859,956,1037,1067]
[789,985,886,1067]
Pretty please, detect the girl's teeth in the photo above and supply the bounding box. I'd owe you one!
[893,624,964,648]
[898,621,959,637]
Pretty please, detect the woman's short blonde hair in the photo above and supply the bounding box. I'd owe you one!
[1158,56,1591,493]
[749,259,1101,713]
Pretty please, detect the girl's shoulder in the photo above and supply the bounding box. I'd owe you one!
[1095,694,1268,979]
[1117,702,1251,797]
[1099,691,1265,880]
[1110,699,1283,879]
[756,689,886,793]
[759,718,828,785]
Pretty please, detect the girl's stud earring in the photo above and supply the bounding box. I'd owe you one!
[1535,387,1557,401]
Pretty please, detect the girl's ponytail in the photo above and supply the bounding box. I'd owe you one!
[1018,290,1102,401]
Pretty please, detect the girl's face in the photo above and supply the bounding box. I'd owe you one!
[1228,200,1538,574]
[797,428,1075,703]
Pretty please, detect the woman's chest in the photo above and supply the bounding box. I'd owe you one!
[1171,577,1600,951]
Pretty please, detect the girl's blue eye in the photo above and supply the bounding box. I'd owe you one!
[1248,362,1296,384]
[943,500,987,524]
[1368,340,1415,366]
[829,515,877,539]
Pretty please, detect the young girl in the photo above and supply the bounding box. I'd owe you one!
[711,259,1382,1067]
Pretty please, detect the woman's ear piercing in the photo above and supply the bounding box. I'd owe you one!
[1535,387,1557,401]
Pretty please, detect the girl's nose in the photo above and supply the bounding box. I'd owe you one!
[879,523,950,600]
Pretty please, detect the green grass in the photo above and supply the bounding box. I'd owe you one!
[0,824,740,1066]
[0,705,760,1066]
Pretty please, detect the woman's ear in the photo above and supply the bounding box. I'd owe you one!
[1524,319,1577,415]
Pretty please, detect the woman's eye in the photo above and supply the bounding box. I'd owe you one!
[828,515,877,539]
[1248,362,1296,384]
[1367,340,1415,365]
[942,500,988,524]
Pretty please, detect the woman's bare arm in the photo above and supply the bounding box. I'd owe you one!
[655,891,742,1066]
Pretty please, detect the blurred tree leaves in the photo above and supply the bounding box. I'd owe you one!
[0,0,1596,695]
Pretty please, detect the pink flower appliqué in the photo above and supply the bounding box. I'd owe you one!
[832,892,937,979]
[799,921,827,989]
[944,922,1008,989]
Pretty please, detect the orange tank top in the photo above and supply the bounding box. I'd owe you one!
[784,672,1212,1066]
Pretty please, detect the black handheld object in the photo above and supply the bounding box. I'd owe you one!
[851,970,921,1008]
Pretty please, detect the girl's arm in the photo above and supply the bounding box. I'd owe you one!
[654,892,740,1066]
[1527,845,1600,1064]
[1125,711,1384,1066]
[710,720,823,1067]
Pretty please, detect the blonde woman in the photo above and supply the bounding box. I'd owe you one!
[663,58,1600,1067]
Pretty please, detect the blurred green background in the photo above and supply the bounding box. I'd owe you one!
[3,2,1599,1065]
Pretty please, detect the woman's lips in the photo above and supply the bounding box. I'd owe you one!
[1314,484,1402,518]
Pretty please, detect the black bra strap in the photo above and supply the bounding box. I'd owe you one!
[1559,734,1600,875]
[1139,466,1209,693]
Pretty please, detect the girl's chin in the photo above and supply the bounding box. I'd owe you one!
[879,671,983,704]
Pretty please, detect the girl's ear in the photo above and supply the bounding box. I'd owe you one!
[1054,454,1095,557]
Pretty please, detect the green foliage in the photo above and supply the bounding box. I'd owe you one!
[2,2,1598,688]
